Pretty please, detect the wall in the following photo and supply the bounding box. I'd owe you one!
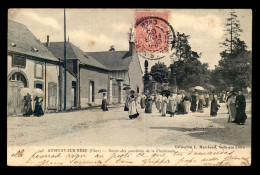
[79,65,109,108]
[128,52,144,95]
[59,67,77,110]
[7,53,61,113]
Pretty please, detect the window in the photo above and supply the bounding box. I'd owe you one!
[34,81,43,90]
[12,54,26,68]
[9,72,27,87]
[35,62,44,79]
[48,82,57,108]
[112,83,118,97]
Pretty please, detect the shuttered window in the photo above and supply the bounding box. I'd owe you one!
[48,82,57,108]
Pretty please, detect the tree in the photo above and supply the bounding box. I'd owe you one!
[150,62,169,83]
[220,9,243,55]
[212,9,252,90]
[168,32,210,90]
[171,32,192,62]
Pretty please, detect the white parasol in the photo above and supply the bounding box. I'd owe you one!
[32,88,44,98]
[20,88,32,97]
[194,86,205,91]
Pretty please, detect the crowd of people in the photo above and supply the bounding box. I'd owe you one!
[120,89,247,125]
[150,91,220,117]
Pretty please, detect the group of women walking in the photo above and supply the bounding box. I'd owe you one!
[120,88,247,125]
[153,91,191,117]
[22,93,44,117]
[226,90,247,125]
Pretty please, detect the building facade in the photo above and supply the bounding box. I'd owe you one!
[87,42,144,104]
[44,40,111,108]
[7,20,74,116]
[8,20,144,116]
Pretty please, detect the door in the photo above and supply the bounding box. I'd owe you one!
[89,81,94,102]
[7,81,24,116]
[7,72,27,116]
[72,81,77,107]
[71,88,75,107]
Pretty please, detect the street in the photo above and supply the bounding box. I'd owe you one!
[7,101,251,148]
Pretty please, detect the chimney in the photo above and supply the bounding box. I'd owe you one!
[129,41,134,56]
[46,35,50,47]
[109,45,115,52]
[129,27,135,56]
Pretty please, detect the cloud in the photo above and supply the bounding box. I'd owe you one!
[170,13,224,39]
[112,22,132,33]
[69,30,128,51]
[23,11,62,30]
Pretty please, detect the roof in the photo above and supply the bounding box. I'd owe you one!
[87,51,133,71]
[8,20,58,62]
[44,42,109,71]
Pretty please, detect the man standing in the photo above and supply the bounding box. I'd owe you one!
[234,90,247,125]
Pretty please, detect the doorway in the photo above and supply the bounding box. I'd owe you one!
[89,81,94,103]
[72,81,77,107]
[7,72,28,116]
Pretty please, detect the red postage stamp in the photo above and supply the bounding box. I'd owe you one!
[135,11,176,60]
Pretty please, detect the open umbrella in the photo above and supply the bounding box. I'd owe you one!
[194,86,204,91]
[123,87,131,90]
[20,88,32,97]
[161,90,170,97]
[98,89,107,93]
[32,88,44,98]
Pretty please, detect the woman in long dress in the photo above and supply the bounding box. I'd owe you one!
[101,93,108,111]
[140,92,146,109]
[33,96,44,117]
[190,93,197,112]
[145,94,153,113]
[128,90,139,119]
[22,93,33,117]
[183,94,190,114]
[168,92,177,117]
[205,93,210,108]
[234,90,247,125]
[197,93,205,113]
[161,93,168,117]
[227,92,236,123]
[156,93,162,113]
[210,94,219,117]
[124,94,129,111]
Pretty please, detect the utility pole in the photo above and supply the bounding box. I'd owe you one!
[230,11,233,54]
[64,8,67,111]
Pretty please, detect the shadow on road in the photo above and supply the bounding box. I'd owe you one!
[149,116,251,147]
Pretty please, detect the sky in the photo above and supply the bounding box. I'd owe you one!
[8,8,252,71]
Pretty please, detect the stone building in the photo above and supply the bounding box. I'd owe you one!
[8,20,144,116]
[43,39,110,108]
[7,20,77,116]
[87,42,144,104]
